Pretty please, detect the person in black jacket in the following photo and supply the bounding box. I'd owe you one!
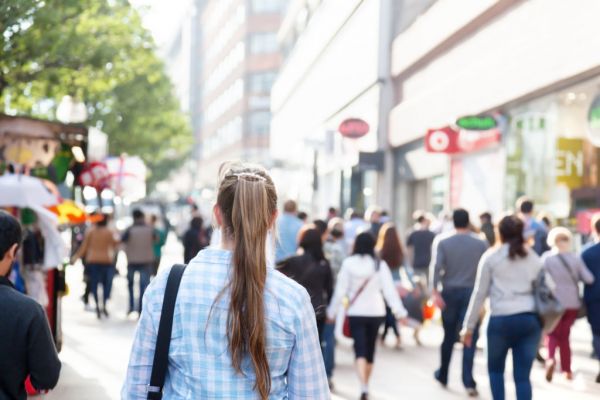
[182,216,209,264]
[276,226,333,341]
[0,211,61,400]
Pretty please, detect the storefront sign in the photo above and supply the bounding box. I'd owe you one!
[358,151,384,171]
[339,118,369,139]
[555,137,584,189]
[425,126,460,153]
[456,115,497,130]
[588,95,600,146]
[425,126,501,154]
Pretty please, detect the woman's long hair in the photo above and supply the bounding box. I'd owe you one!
[498,215,527,259]
[375,223,403,269]
[215,163,277,399]
[298,227,326,262]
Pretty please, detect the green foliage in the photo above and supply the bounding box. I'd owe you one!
[0,0,192,188]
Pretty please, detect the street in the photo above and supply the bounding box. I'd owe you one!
[40,235,600,400]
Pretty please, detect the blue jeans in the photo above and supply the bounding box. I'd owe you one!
[437,287,479,388]
[127,263,151,312]
[487,313,542,400]
[323,322,335,378]
[87,264,115,308]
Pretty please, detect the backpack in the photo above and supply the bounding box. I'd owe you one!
[532,269,564,333]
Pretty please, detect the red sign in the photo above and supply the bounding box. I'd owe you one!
[425,126,501,154]
[78,161,110,190]
[339,118,370,139]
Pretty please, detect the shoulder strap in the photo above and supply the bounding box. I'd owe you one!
[348,258,380,307]
[556,254,579,287]
[147,264,187,400]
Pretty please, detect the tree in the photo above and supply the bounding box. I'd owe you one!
[0,0,192,187]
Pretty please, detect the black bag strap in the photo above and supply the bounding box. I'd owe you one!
[556,254,579,288]
[147,264,187,400]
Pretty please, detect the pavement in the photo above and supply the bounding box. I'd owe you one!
[37,235,600,399]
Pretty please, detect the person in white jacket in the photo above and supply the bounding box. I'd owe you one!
[327,231,407,400]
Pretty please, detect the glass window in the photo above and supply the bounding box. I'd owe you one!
[251,0,284,14]
[249,32,278,54]
[248,111,271,135]
[248,71,277,93]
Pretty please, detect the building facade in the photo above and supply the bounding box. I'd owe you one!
[197,0,287,189]
[389,0,600,231]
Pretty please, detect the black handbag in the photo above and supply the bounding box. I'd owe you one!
[147,264,187,400]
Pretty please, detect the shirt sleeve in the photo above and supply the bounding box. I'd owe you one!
[463,255,492,332]
[121,279,162,399]
[576,255,595,285]
[27,304,61,391]
[287,290,331,399]
[379,261,408,319]
[73,230,91,262]
[429,237,444,291]
[406,232,414,246]
[326,261,349,320]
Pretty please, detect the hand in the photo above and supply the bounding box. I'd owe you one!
[461,330,473,348]
[431,290,446,310]
[325,317,336,325]
[70,257,77,265]
[397,317,409,326]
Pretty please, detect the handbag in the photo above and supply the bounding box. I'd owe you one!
[556,254,587,319]
[147,264,187,400]
[342,259,380,338]
[532,268,564,333]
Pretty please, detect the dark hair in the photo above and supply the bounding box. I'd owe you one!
[0,211,22,258]
[312,219,327,237]
[328,207,337,214]
[376,223,403,269]
[299,228,326,261]
[594,215,600,235]
[215,163,277,399]
[499,215,527,259]
[297,211,308,221]
[353,231,376,258]
[416,215,426,224]
[97,214,108,227]
[132,209,144,220]
[453,208,470,229]
[479,212,492,221]
[191,216,203,230]
[517,197,534,214]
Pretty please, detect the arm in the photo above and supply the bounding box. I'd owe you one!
[287,290,331,399]
[121,228,130,243]
[324,261,334,303]
[71,230,91,263]
[576,256,595,284]
[379,261,408,319]
[27,304,61,391]
[326,262,349,320]
[406,233,414,266]
[463,256,492,332]
[429,237,445,292]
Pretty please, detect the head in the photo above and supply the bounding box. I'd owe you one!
[283,200,297,214]
[96,214,109,227]
[498,214,528,259]
[547,227,572,252]
[151,214,158,225]
[0,211,22,276]
[312,219,328,242]
[298,227,325,261]
[213,162,277,400]
[190,216,203,230]
[453,208,470,230]
[132,208,145,222]
[297,211,308,222]
[328,217,344,239]
[192,203,199,212]
[479,212,492,224]
[328,207,337,218]
[365,205,382,223]
[517,196,534,216]
[376,223,403,269]
[592,213,600,237]
[353,231,376,258]
[539,213,551,228]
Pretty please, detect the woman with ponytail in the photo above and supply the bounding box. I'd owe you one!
[462,214,543,400]
[123,162,330,399]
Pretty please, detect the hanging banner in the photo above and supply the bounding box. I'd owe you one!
[425,126,460,153]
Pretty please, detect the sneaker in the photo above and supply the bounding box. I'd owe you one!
[466,387,478,397]
[545,360,555,382]
[434,370,447,388]
[95,308,102,320]
[102,307,109,318]
[536,351,545,364]
[595,372,600,383]
[359,393,368,400]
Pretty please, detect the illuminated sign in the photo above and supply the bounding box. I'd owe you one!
[456,115,497,131]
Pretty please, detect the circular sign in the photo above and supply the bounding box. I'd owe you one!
[588,95,600,146]
[339,118,370,139]
[428,130,451,152]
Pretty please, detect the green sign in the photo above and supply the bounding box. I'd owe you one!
[456,115,497,130]
[588,95,600,146]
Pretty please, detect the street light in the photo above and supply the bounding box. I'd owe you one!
[56,95,88,124]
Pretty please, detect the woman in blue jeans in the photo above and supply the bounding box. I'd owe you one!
[462,215,543,400]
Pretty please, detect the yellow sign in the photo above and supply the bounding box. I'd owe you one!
[555,137,583,189]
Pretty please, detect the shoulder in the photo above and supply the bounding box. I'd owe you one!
[267,268,312,307]
[582,243,600,259]
[1,287,47,323]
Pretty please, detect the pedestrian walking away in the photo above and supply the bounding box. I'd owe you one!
[430,208,488,396]
[150,214,167,276]
[327,232,407,400]
[517,197,550,256]
[542,227,594,382]
[406,212,435,287]
[122,162,330,399]
[122,209,156,315]
[463,215,543,400]
[479,212,496,247]
[182,215,209,264]
[71,214,120,319]
[0,211,61,399]
[581,214,600,384]
[275,200,303,263]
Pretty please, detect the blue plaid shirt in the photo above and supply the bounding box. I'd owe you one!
[122,248,330,399]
